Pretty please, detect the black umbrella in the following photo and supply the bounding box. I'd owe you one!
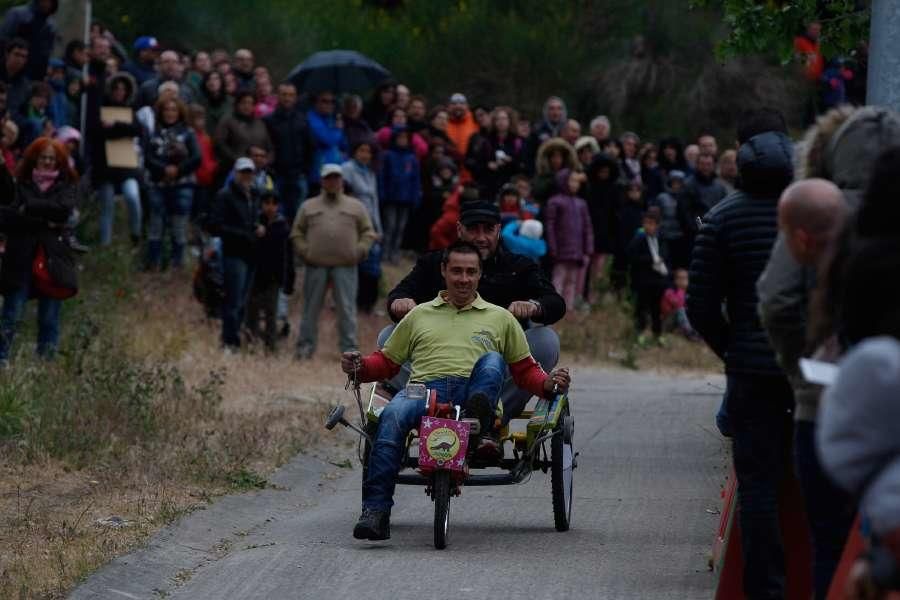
[286,50,392,94]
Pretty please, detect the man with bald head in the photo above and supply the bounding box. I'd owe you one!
[233,48,255,92]
[758,177,851,600]
[137,49,195,107]
[777,178,846,265]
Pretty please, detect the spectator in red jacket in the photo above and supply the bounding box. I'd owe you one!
[190,103,219,229]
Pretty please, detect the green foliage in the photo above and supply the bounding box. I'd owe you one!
[75,1,807,141]
[693,0,870,61]
[225,467,269,491]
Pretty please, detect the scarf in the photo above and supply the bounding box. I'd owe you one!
[647,235,668,277]
[32,168,59,193]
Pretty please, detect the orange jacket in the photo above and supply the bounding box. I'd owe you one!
[446,111,480,183]
[794,35,824,82]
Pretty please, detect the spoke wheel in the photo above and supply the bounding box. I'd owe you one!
[433,470,451,549]
[551,410,574,532]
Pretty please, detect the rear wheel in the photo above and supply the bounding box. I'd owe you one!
[551,410,574,531]
[433,470,451,549]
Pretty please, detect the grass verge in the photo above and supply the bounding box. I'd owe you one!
[0,243,347,599]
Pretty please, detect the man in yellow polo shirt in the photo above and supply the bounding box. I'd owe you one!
[340,240,571,541]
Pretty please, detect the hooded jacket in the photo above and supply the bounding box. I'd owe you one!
[378,128,421,207]
[90,71,143,184]
[585,152,622,253]
[306,108,346,184]
[687,130,793,374]
[532,137,580,203]
[757,106,900,420]
[544,168,593,263]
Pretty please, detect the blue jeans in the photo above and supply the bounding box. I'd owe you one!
[728,373,795,600]
[275,173,308,226]
[97,179,142,245]
[0,282,62,361]
[222,256,255,348]
[147,185,194,268]
[363,351,507,511]
[794,420,856,600]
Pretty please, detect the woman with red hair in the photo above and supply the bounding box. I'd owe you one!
[0,137,79,364]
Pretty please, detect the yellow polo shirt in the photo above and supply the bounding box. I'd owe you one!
[382,292,532,383]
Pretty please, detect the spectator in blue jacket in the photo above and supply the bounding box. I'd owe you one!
[379,127,421,263]
[502,218,546,262]
[306,90,346,195]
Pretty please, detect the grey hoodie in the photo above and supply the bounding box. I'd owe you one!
[818,336,900,536]
[757,106,900,421]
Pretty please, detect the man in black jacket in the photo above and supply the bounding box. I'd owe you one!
[383,201,565,422]
[208,157,262,350]
[687,108,796,600]
[264,82,312,226]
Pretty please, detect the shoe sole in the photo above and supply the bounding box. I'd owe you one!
[353,526,390,541]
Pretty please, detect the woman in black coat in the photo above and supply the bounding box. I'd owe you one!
[0,137,78,363]
[584,152,622,301]
[464,106,525,201]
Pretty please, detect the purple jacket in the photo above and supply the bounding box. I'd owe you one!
[545,169,594,262]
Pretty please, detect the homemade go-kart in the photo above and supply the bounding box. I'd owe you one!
[325,369,576,549]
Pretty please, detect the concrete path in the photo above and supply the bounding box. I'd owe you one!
[71,367,727,600]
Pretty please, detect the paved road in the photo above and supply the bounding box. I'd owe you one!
[71,368,727,600]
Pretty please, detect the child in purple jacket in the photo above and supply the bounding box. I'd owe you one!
[545,168,593,311]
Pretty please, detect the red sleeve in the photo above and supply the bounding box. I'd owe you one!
[509,355,550,399]
[359,351,402,382]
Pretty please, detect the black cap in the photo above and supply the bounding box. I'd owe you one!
[459,201,501,226]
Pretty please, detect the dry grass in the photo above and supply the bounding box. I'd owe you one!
[0,263,363,599]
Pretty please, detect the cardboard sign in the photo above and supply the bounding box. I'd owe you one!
[100,106,139,169]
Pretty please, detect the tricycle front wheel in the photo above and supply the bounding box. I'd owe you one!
[433,470,451,549]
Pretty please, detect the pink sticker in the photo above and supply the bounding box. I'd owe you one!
[418,417,470,472]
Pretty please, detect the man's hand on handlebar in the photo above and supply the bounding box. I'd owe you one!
[544,367,571,396]
[508,301,540,320]
[341,351,362,375]
[390,298,417,319]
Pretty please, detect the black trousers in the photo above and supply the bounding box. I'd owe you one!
[357,270,380,313]
[633,283,665,336]
[728,373,795,600]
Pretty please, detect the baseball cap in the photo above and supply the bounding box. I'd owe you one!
[459,201,500,226]
[134,36,160,51]
[449,93,467,104]
[668,169,686,181]
[320,163,343,179]
[234,157,255,172]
